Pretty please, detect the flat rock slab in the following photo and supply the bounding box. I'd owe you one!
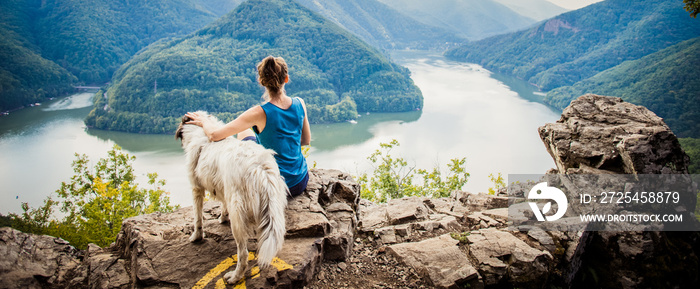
[90,169,359,288]
[467,228,551,287]
[388,234,479,288]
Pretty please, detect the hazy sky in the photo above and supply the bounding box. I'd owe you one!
[546,0,604,10]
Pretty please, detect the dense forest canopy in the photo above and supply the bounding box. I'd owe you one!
[35,0,221,84]
[0,0,76,110]
[546,37,700,138]
[0,0,237,111]
[85,0,423,134]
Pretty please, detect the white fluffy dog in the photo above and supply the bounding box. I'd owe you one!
[176,111,288,284]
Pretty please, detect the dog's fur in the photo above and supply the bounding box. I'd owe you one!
[176,111,288,284]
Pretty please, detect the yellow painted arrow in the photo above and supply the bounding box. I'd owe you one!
[193,252,293,289]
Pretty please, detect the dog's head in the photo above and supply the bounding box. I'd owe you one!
[175,111,224,148]
[175,111,211,148]
[175,114,192,143]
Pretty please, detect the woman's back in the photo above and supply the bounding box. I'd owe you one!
[255,97,308,188]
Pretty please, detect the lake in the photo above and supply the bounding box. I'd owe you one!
[0,51,560,214]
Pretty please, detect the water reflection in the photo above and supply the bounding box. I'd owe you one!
[311,111,421,151]
[86,128,183,154]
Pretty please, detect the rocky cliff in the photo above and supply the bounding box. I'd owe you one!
[538,94,700,288]
[1,94,698,288]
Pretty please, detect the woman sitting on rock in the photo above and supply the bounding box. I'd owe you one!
[185,56,311,198]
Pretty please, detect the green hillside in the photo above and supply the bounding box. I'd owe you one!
[1,0,233,111]
[295,0,464,50]
[85,0,423,134]
[546,37,700,138]
[445,0,700,90]
[35,0,220,84]
[0,0,76,111]
[679,138,700,174]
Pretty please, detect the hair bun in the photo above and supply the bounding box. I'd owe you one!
[257,56,288,95]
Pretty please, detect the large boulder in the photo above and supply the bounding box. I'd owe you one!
[538,94,700,288]
[539,94,689,175]
[0,227,83,288]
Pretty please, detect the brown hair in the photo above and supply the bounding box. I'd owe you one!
[257,56,288,98]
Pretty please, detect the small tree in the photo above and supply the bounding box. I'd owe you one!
[487,173,506,195]
[358,140,469,202]
[358,139,420,202]
[9,145,178,249]
[417,157,469,198]
[685,0,700,18]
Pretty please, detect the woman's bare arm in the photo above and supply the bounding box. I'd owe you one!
[186,106,265,142]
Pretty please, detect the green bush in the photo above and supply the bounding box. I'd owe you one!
[358,139,469,203]
[7,145,178,249]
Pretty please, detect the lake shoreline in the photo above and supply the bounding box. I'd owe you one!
[0,51,559,215]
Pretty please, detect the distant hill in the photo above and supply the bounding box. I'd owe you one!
[546,37,700,138]
[0,0,234,111]
[35,0,222,84]
[191,0,243,17]
[85,0,423,134]
[493,0,568,21]
[377,0,537,40]
[295,0,464,50]
[0,0,76,111]
[445,0,700,91]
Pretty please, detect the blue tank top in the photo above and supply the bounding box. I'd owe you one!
[255,97,308,188]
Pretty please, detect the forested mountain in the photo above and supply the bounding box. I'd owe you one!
[376,0,537,40]
[0,0,242,112]
[35,0,223,84]
[294,0,464,50]
[0,0,76,111]
[493,0,568,21]
[445,0,700,91]
[85,0,423,134]
[546,37,700,138]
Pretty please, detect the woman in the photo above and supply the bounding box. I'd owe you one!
[185,56,311,197]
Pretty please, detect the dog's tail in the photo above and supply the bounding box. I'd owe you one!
[255,167,289,268]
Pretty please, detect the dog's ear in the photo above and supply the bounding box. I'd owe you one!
[175,115,192,141]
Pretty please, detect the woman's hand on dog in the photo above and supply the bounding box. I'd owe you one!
[185,112,204,127]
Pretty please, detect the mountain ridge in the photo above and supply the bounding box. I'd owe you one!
[445,0,700,90]
[493,0,569,21]
[85,0,423,134]
[0,0,242,111]
[377,0,537,40]
[294,0,464,50]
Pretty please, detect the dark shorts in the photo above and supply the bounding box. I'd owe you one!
[241,135,258,142]
[242,135,308,199]
[288,171,309,199]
